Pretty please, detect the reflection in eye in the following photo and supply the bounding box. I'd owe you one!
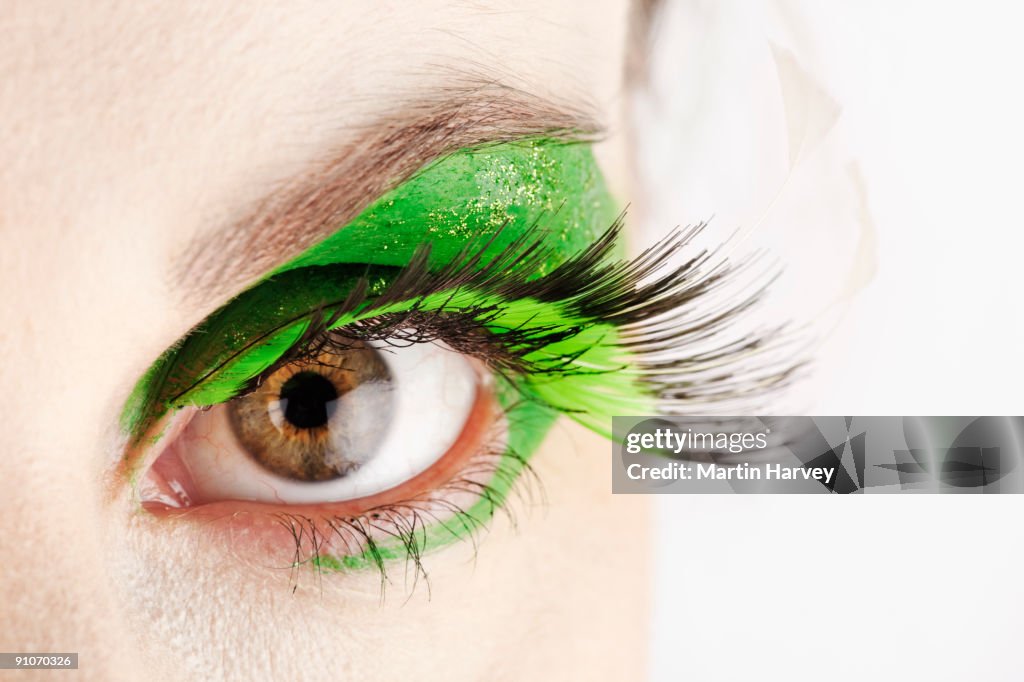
[231,338,396,482]
[141,334,491,508]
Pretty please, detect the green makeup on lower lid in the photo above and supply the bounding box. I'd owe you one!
[317,387,557,573]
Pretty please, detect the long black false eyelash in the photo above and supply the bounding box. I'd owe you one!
[249,216,624,384]
[291,308,581,377]
[272,447,542,601]
[246,213,797,413]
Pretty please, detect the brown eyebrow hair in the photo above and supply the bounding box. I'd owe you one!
[174,78,601,310]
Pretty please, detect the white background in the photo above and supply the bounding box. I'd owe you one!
[640,2,1024,680]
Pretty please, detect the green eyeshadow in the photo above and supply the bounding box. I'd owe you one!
[122,138,618,440]
[271,137,617,276]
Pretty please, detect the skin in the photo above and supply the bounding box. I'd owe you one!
[0,2,648,681]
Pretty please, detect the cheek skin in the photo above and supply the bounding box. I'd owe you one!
[113,420,649,681]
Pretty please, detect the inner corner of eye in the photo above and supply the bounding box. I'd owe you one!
[136,335,499,519]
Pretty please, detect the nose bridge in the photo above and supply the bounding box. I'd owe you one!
[0,159,193,676]
[0,269,149,680]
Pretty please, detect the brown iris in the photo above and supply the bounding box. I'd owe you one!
[228,339,394,481]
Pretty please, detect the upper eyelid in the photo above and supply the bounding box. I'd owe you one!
[124,219,792,494]
[124,139,617,439]
[172,88,602,310]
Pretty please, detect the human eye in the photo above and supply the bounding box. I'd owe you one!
[120,137,789,588]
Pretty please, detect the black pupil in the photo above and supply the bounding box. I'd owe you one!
[279,372,338,429]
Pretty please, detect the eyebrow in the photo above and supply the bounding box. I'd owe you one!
[174,78,600,310]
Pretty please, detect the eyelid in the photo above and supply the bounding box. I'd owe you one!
[125,210,787,472]
[134,384,518,575]
[266,139,618,277]
[121,139,618,443]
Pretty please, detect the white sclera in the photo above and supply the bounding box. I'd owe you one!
[177,340,479,504]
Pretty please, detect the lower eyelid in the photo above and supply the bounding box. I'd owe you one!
[132,378,519,568]
[138,442,516,572]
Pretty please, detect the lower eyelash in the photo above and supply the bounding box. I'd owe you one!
[267,428,543,599]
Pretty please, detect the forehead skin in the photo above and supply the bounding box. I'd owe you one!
[0,2,647,681]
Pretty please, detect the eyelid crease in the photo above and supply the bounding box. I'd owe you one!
[263,136,618,277]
